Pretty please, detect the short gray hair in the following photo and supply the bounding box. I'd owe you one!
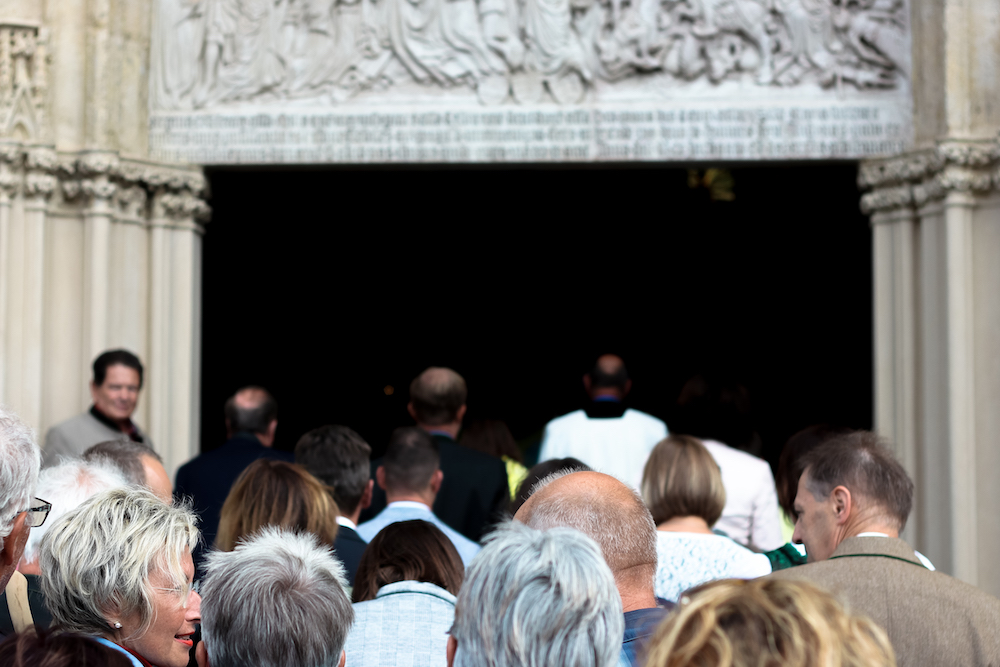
[21,459,127,565]
[83,438,162,487]
[451,522,623,667]
[520,471,657,575]
[201,527,354,667]
[40,487,199,639]
[0,406,39,550]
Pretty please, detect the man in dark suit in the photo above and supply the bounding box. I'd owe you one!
[364,367,507,543]
[770,431,1000,666]
[295,424,373,586]
[175,386,293,575]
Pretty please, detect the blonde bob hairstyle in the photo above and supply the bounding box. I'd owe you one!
[39,487,199,640]
[643,578,896,667]
[215,459,339,552]
[641,435,725,527]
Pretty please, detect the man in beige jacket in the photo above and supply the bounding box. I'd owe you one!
[771,430,1000,667]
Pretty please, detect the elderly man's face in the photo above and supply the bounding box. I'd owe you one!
[792,473,840,562]
[91,364,141,422]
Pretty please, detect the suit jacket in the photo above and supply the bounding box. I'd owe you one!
[174,433,294,573]
[770,536,1000,667]
[0,573,52,637]
[335,523,367,587]
[344,580,456,667]
[362,434,508,543]
[42,409,153,468]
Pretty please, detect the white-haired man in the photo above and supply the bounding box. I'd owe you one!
[514,470,670,666]
[0,406,43,637]
[197,527,354,667]
[0,458,126,634]
[771,431,1000,666]
[447,522,623,667]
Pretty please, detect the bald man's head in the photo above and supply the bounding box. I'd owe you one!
[585,355,630,399]
[409,367,467,426]
[224,386,278,437]
[515,471,656,580]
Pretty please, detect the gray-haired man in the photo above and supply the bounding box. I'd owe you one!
[197,527,354,667]
[0,406,43,637]
[448,521,623,667]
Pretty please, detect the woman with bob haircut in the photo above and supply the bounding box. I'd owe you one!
[642,578,896,667]
[641,435,771,602]
[345,520,465,667]
[215,459,339,552]
[39,487,201,667]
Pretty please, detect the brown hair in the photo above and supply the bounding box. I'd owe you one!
[460,419,522,463]
[801,430,913,531]
[352,520,464,603]
[641,435,725,527]
[0,628,133,667]
[776,425,852,518]
[643,578,896,667]
[215,459,339,552]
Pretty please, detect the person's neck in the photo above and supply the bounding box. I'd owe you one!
[18,559,40,576]
[589,389,624,401]
[657,516,713,534]
[841,514,899,541]
[616,565,658,612]
[230,431,273,448]
[92,405,131,431]
[386,491,435,508]
[418,422,460,439]
[345,507,363,526]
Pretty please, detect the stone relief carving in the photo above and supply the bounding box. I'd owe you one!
[151,0,909,108]
[859,138,1000,214]
[0,24,48,139]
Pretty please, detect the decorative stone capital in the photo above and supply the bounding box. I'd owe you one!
[859,138,1000,215]
[80,177,118,201]
[24,172,56,198]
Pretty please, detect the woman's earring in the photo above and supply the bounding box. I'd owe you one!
[113,622,122,629]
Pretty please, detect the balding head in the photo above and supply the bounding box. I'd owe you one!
[585,355,630,399]
[409,367,467,426]
[225,386,278,444]
[514,472,657,609]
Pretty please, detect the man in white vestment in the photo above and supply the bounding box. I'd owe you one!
[537,355,666,488]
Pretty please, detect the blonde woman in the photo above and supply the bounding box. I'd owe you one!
[643,578,895,667]
[641,435,770,602]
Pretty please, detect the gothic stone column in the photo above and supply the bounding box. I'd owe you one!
[861,139,1000,595]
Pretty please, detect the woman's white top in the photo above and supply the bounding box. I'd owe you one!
[653,531,772,602]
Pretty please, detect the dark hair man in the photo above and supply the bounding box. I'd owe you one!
[83,439,172,503]
[175,386,293,575]
[42,350,153,468]
[359,427,480,566]
[363,367,508,543]
[514,470,672,666]
[770,431,1000,666]
[537,355,667,489]
[295,425,374,585]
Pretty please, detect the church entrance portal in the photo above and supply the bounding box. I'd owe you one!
[199,163,872,468]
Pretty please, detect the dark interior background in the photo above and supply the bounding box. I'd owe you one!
[198,163,873,470]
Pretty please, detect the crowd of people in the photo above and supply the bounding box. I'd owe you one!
[0,349,997,666]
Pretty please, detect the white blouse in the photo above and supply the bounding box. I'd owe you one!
[653,531,772,602]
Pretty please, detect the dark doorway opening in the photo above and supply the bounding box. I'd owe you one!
[199,164,872,469]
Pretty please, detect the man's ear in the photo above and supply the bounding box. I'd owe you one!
[266,419,278,439]
[446,636,458,667]
[360,479,374,510]
[338,650,346,667]
[407,402,418,422]
[0,514,27,570]
[622,379,632,396]
[582,375,592,393]
[196,640,210,667]
[831,485,852,524]
[455,405,467,423]
[375,466,387,492]
[430,469,444,494]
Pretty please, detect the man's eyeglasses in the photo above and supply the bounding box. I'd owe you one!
[23,498,51,528]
